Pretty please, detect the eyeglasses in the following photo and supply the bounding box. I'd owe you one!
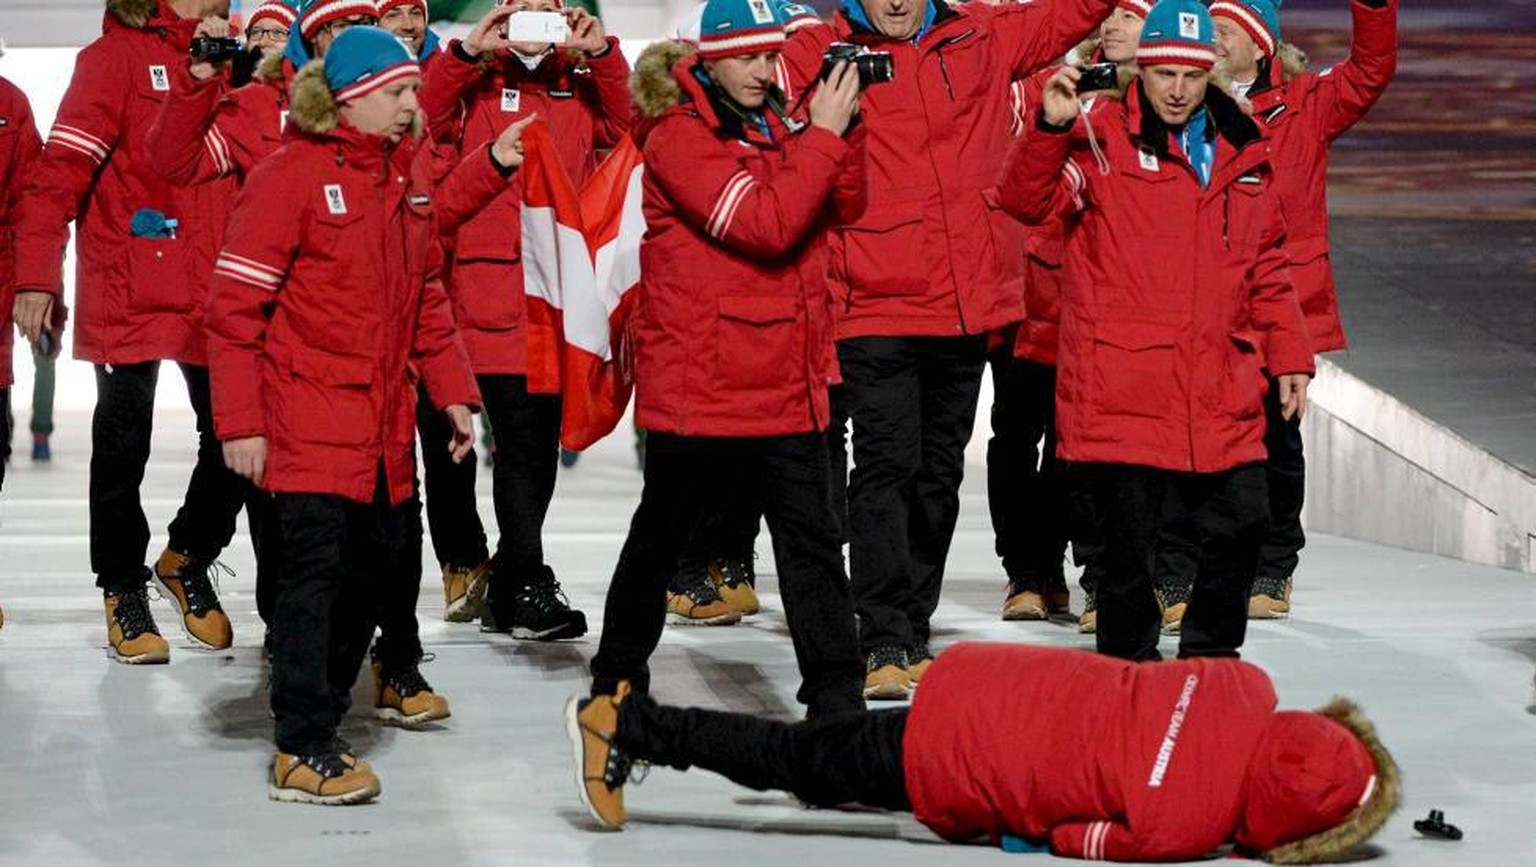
[247,27,289,41]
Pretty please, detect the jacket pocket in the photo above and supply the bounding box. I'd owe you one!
[716,295,800,392]
[1225,330,1267,421]
[1090,320,1179,421]
[842,202,927,297]
[279,350,377,447]
[126,238,194,313]
[451,259,524,331]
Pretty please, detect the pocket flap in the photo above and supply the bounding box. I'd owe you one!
[1094,320,1179,352]
[292,352,374,386]
[718,295,798,326]
[848,201,923,233]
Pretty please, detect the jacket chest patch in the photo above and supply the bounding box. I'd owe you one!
[324,184,348,215]
[149,65,170,92]
[501,88,521,112]
[1138,148,1160,172]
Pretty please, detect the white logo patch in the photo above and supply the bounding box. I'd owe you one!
[747,0,775,24]
[279,110,290,133]
[501,88,521,113]
[149,65,170,92]
[1178,12,1200,40]
[1138,149,1160,172]
[324,184,348,215]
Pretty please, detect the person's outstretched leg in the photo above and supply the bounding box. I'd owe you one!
[615,696,911,810]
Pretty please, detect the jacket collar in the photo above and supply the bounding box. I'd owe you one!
[836,0,962,48]
[1126,78,1268,191]
[106,0,199,46]
[669,56,800,148]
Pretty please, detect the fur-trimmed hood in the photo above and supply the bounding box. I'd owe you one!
[1276,42,1310,82]
[1250,699,1402,864]
[107,0,165,29]
[257,50,291,85]
[632,39,698,121]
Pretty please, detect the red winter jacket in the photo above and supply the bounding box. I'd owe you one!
[148,55,295,188]
[1,78,43,389]
[205,107,481,505]
[1009,64,1068,366]
[12,0,236,366]
[419,40,632,376]
[1247,0,1397,354]
[776,0,1114,340]
[999,83,1314,474]
[633,59,865,438]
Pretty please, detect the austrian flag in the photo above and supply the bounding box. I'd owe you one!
[519,122,645,451]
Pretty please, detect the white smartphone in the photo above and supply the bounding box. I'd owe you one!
[505,11,571,44]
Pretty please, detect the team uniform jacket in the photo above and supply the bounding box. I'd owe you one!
[999,82,1314,473]
[148,56,297,187]
[205,123,480,506]
[1247,0,1397,353]
[775,0,1115,340]
[1,78,43,389]
[904,642,1279,860]
[418,39,632,375]
[11,0,236,366]
[1009,63,1070,366]
[633,59,866,438]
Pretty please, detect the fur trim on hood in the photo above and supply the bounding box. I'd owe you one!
[1262,699,1402,864]
[107,0,162,29]
[632,39,698,119]
[257,50,288,85]
[1276,42,1310,81]
[289,61,341,134]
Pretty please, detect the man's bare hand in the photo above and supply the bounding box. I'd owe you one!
[462,5,517,57]
[13,290,55,345]
[223,436,268,485]
[1277,373,1310,421]
[189,15,234,81]
[445,404,476,463]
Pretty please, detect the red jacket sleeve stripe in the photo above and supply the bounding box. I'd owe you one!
[204,124,234,177]
[706,170,756,240]
[47,123,110,163]
[213,252,285,290]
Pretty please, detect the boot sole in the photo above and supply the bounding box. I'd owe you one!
[268,783,380,806]
[862,682,911,701]
[151,574,232,652]
[503,622,588,641]
[1001,608,1047,621]
[443,574,490,623]
[563,696,624,830]
[108,646,170,665]
[665,612,742,626]
[375,706,451,729]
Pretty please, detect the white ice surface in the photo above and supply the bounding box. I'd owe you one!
[0,408,1533,865]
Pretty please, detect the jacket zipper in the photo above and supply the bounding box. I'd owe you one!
[931,31,974,102]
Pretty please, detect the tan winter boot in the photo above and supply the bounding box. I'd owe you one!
[372,658,451,729]
[104,587,170,664]
[270,752,381,805]
[863,646,911,701]
[565,681,634,829]
[709,558,760,616]
[152,549,233,650]
[442,561,491,623]
[1249,577,1293,620]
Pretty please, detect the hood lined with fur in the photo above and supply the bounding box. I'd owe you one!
[632,39,698,120]
[288,59,423,139]
[107,0,164,29]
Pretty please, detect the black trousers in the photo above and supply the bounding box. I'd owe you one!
[590,431,863,717]
[672,386,851,590]
[1073,462,1268,661]
[480,374,561,596]
[840,335,986,653]
[415,382,489,570]
[617,695,911,810]
[1156,377,1305,604]
[0,387,10,491]
[269,472,421,754]
[1258,376,1306,583]
[986,352,1069,594]
[90,362,265,601]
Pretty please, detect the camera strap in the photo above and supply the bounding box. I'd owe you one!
[1077,98,1112,177]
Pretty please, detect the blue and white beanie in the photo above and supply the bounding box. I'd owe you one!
[698,0,785,60]
[1136,0,1217,70]
[1209,0,1283,58]
[323,25,420,102]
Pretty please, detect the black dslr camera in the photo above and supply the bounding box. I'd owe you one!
[819,42,894,88]
[190,36,243,63]
[1076,62,1119,94]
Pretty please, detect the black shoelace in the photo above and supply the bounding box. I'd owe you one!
[517,576,573,615]
[716,557,755,589]
[303,752,351,779]
[381,662,432,699]
[679,576,723,607]
[868,645,907,670]
[909,641,932,664]
[113,588,160,639]
[179,561,230,616]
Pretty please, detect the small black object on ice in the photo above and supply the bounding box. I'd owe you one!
[1413,809,1463,841]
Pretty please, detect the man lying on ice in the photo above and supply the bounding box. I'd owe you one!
[567,643,1399,863]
